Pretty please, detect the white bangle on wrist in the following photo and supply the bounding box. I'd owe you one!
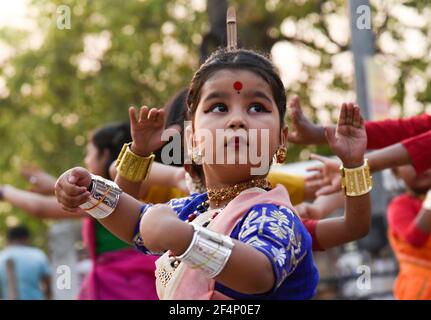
[176,224,234,278]
[79,174,122,219]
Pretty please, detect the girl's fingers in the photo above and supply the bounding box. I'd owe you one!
[289,96,300,116]
[306,179,330,189]
[288,96,304,129]
[57,182,87,199]
[305,166,323,173]
[61,205,79,212]
[324,126,337,147]
[61,181,88,196]
[147,108,159,122]
[75,191,91,205]
[338,103,347,126]
[305,172,322,182]
[58,190,90,208]
[309,153,329,163]
[358,107,364,127]
[353,105,361,128]
[346,103,354,124]
[316,184,339,197]
[156,109,165,124]
[129,107,138,125]
[139,106,149,123]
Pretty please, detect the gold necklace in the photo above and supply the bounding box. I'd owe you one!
[207,177,271,206]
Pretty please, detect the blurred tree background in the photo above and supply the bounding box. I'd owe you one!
[0,0,430,248]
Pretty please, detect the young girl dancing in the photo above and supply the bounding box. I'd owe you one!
[54,46,371,299]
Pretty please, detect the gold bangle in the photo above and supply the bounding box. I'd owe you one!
[115,143,155,182]
[340,159,373,197]
[115,143,128,168]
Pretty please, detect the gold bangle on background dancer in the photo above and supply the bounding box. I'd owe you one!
[340,159,373,196]
[115,142,155,182]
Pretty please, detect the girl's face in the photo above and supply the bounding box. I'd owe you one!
[188,69,287,185]
[84,141,108,176]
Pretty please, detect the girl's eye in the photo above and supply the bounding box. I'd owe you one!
[209,103,228,113]
[249,103,268,113]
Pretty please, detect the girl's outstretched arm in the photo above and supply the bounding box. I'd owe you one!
[55,168,276,294]
[0,185,86,219]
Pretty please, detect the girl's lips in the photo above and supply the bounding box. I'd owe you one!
[225,136,248,150]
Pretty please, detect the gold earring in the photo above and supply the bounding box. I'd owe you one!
[275,146,287,164]
[190,138,202,165]
[191,148,203,165]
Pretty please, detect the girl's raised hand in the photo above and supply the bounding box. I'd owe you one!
[325,103,367,168]
[129,106,166,156]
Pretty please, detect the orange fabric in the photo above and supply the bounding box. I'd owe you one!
[388,232,431,300]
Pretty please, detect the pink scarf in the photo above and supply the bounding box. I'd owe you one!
[170,185,295,299]
[79,218,158,300]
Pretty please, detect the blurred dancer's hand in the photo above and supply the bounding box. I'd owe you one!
[306,154,342,196]
[21,166,57,195]
[295,202,322,220]
[288,96,326,145]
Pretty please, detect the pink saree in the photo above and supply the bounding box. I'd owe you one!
[78,218,158,300]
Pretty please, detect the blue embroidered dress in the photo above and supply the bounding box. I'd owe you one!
[133,192,319,300]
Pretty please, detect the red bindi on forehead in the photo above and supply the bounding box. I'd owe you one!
[233,81,243,93]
